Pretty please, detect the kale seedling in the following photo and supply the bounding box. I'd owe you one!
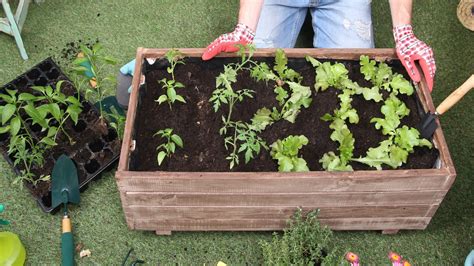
[154,128,183,166]
[270,135,309,172]
[155,49,186,109]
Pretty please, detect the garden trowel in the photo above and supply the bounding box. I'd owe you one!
[419,74,474,139]
[52,155,80,266]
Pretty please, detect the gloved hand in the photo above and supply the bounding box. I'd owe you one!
[120,59,136,76]
[393,24,436,92]
[202,23,255,61]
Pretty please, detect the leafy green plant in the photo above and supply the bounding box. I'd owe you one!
[224,121,268,169]
[260,209,340,265]
[155,49,186,109]
[30,80,83,144]
[71,43,117,118]
[154,128,183,166]
[250,49,311,130]
[306,55,424,171]
[270,135,309,172]
[0,81,82,185]
[352,95,432,169]
[209,45,269,168]
[106,105,126,140]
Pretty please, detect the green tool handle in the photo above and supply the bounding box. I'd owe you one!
[61,216,75,266]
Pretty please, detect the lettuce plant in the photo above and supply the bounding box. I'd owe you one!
[270,135,309,172]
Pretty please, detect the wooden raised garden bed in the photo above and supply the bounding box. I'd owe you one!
[116,48,456,235]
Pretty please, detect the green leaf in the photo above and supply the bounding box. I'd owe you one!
[157,151,167,165]
[361,86,383,102]
[175,95,186,103]
[66,105,82,124]
[251,108,274,132]
[305,56,321,67]
[171,134,183,148]
[390,74,414,95]
[24,103,48,128]
[156,95,168,104]
[274,49,288,77]
[0,126,10,134]
[167,87,177,102]
[39,136,57,147]
[10,116,21,136]
[360,55,376,81]
[18,93,37,101]
[278,157,294,172]
[2,104,16,124]
[49,103,62,121]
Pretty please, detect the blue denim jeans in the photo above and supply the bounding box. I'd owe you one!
[254,0,374,48]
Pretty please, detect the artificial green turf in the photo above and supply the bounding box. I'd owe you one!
[0,0,473,264]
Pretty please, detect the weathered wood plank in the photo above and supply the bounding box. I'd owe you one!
[140,48,398,61]
[116,172,452,193]
[124,205,436,220]
[132,217,430,231]
[123,191,445,207]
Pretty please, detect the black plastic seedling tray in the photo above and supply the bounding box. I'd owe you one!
[0,58,121,213]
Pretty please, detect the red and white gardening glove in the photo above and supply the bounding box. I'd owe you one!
[202,23,255,61]
[393,24,436,92]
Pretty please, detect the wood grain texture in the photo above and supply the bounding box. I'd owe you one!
[116,172,452,193]
[132,217,430,231]
[124,205,436,220]
[123,191,446,207]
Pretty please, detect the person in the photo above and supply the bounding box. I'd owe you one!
[116,0,436,108]
[201,0,436,91]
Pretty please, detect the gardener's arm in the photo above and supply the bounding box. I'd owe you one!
[202,0,264,61]
[389,0,436,91]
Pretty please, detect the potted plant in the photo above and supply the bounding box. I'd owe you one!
[115,47,455,235]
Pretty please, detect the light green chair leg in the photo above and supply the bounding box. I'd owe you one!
[1,0,30,60]
[14,0,31,31]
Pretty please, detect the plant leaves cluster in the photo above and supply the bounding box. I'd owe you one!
[306,55,431,171]
[210,45,268,169]
[71,43,117,118]
[154,128,183,165]
[250,49,312,131]
[260,209,340,265]
[0,80,83,185]
[270,135,309,172]
[155,49,186,109]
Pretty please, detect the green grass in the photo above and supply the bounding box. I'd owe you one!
[0,0,473,264]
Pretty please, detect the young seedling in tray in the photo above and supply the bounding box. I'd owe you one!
[0,80,83,185]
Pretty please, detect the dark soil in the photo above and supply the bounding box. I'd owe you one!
[131,56,438,172]
[0,58,121,211]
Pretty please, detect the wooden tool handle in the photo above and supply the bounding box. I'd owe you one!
[436,75,474,115]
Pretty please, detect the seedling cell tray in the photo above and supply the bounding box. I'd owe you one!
[0,58,121,213]
[116,48,456,234]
